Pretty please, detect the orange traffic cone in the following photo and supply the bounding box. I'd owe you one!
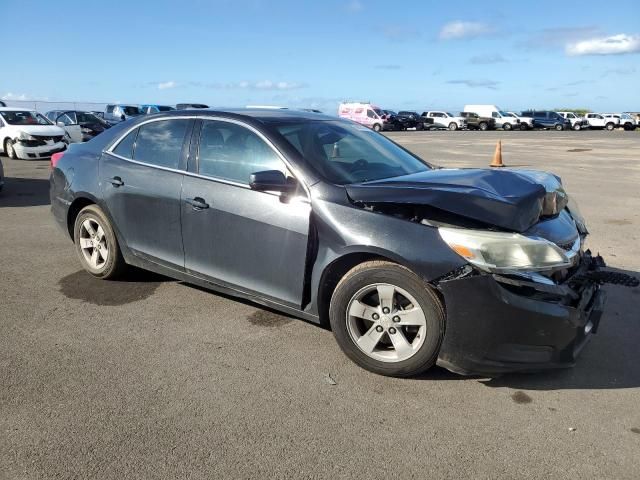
[490,140,505,167]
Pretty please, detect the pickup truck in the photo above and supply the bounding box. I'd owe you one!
[557,112,589,131]
[422,111,466,130]
[505,112,532,130]
[459,112,496,131]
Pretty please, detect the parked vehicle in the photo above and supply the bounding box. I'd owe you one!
[49,109,627,377]
[338,102,385,131]
[423,111,466,130]
[43,111,83,143]
[379,110,404,131]
[0,108,68,159]
[557,112,589,131]
[602,114,622,130]
[0,100,6,107]
[506,112,532,130]
[617,113,638,130]
[584,113,617,131]
[463,105,520,130]
[459,112,496,131]
[140,104,176,114]
[176,103,209,110]
[46,110,111,142]
[521,111,572,130]
[396,111,425,130]
[0,155,4,192]
[104,104,144,124]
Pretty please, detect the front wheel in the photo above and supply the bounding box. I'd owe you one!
[329,261,445,377]
[372,123,382,132]
[573,123,581,131]
[503,123,512,131]
[519,123,528,131]
[479,122,488,131]
[605,122,615,131]
[74,205,127,279]
[448,122,458,131]
[555,124,564,131]
[4,139,17,159]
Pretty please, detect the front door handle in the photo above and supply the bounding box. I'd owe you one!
[185,197,209,210]
[108,176,124,187]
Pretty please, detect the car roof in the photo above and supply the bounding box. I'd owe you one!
[149,108,337,124]
[0,107,36,112]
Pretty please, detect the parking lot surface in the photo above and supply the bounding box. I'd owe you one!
[1,130,639,479]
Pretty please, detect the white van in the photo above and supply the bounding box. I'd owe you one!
[463,105,521,130]
[338,102,385,131]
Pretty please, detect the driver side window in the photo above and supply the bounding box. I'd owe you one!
[197,120,286,184]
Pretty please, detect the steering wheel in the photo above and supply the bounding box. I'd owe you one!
[351,158,369,173]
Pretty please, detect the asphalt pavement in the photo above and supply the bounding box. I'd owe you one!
[1,130,639,479]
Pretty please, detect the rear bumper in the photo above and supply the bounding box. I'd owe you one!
[436,254,607,376]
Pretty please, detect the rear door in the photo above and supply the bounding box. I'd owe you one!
[181,119,310,306]
[101,118,193,268]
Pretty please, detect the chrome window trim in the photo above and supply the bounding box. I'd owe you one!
[104,115,311,201]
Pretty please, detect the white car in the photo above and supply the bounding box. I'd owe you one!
[463,105,520,130]
[0,108,68,159]
[617,113,638,131]
[506,112,533,129]
[557,112,589,131]
[424,111,467,130]
[584,113,618,131]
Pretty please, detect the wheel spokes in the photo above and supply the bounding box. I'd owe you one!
[83,219,96,237]
[377,285,395,312]
[357,323,385,354]
[349,299,379,321]
[394,307,426,327]
[388,328,413,358]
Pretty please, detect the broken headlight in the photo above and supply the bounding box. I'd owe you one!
[18,131,37,141]
[438,227,573,273]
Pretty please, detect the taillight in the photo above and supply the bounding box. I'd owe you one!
[51,151,65,169]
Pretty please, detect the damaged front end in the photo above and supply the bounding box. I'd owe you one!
[346,167,638,375]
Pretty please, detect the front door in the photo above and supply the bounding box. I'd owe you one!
[181,119,310,307]
[101,118,193,268]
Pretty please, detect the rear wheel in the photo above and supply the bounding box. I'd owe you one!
[479,122,488,131]
[519,123,528,131]
[573,123,581,131]
[555,124,564,131]
[448,122,458,131]
[329,261,445,377]
[416,122,424,131]
[605,122,615,131]
[73,205,126,279]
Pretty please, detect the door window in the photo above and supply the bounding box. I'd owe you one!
[197,120,285,184]
[133,119,188,169]
[112,129,138,158]
[366,109,376,119]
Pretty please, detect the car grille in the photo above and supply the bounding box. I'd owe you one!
[34,135,63,143]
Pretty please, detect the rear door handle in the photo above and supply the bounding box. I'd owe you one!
[108,176,124,187]
[185,197,209,210]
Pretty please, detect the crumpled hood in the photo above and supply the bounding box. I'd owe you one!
[15,125,66,137]
[346,168,566,232]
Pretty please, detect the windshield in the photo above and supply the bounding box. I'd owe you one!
[373,108,383,117]
[276,120,431,185]
[122,106,142,116]
[0,110,51,125]
[76,112,106,124]
[505,112,516,117]
[157,105,174,112]
[446,112,455,117]
[498,111,509,117]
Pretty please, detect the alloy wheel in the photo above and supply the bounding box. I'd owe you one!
[79,218,109,269]
[346,283,427,363]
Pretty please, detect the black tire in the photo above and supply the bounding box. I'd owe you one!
[329,261,445,377]
[479,122,488,131]
[4,139,17,159]
[605,122,615,131]
[573,123,581,131]
[448,122,458,131]
[519,123,528,131]
[416,122,424,131]
[73,204,127,279]
[555,124,564,131]
[503,123,512,131]
[372,123,382,132]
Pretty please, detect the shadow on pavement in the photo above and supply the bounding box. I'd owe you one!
[0,177,51,207]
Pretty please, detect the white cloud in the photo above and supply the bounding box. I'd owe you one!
[469,54,507,64]
[447,79,500,89]
[439,21,494,40]
[158,81,177,90]
[1,92,31,100]
[346,0,363,12]
[566,33,640,55]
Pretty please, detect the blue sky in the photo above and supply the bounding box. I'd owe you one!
[1,0,639,113]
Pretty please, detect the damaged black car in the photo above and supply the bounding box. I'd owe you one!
[49,110,637,377]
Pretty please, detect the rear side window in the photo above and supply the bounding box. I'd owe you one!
[106,105,114,113]
[197,120,285,184]
[133,119,188,169]
[113,129,138,158]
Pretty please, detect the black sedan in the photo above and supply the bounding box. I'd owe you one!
[45,110,111,141]
[49,109,627,377]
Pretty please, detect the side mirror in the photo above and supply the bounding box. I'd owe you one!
[249,170,297,193]
[56,121,66,127]
[120,114,126,121]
